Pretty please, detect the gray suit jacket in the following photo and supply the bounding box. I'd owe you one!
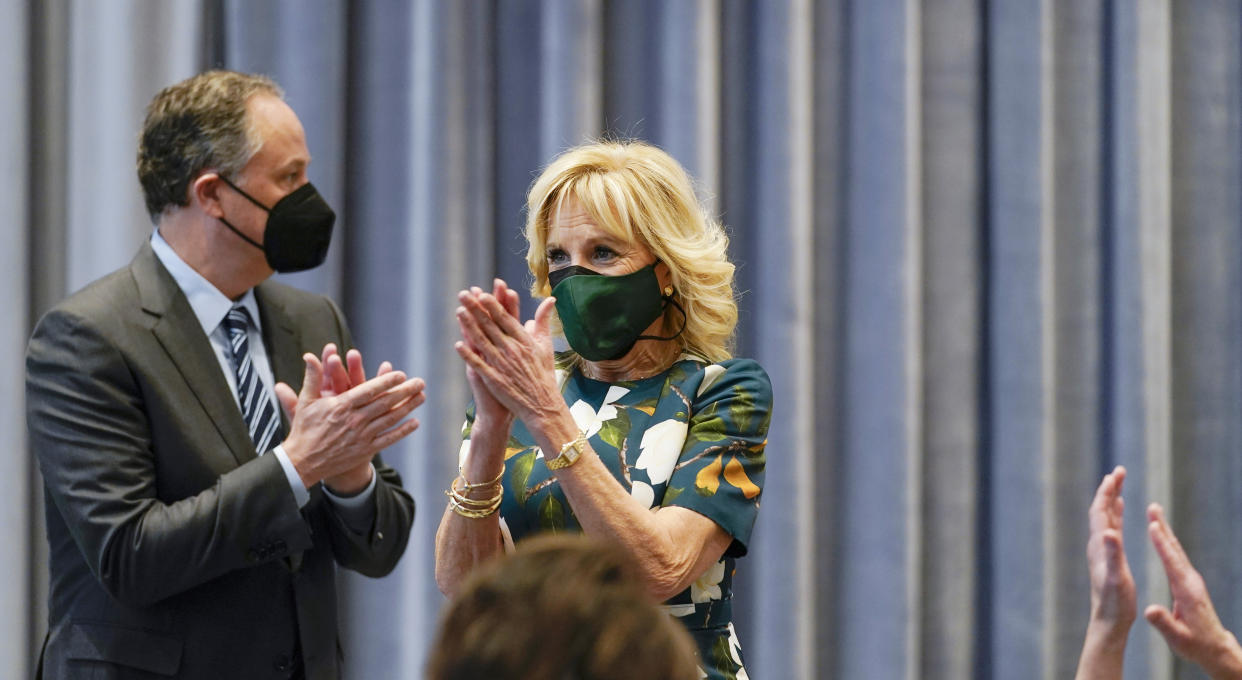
[26,243,415,679]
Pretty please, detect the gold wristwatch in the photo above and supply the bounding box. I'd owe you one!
[546,431,588,471]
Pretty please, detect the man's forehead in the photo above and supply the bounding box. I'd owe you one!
[245,95,309,164]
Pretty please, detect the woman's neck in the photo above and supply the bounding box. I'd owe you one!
[580,340,681,382]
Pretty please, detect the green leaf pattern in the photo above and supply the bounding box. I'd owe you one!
[597,405,630,450]
[509,450,535,507]
[537,494,566,532]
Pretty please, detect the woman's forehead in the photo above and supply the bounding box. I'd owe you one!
[548,192,633,242]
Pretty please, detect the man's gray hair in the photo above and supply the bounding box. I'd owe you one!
[136,70,283,219]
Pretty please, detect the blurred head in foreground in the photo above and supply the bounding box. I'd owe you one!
[427,534,700,680]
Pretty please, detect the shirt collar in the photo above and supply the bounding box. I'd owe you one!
[150,229,263,336]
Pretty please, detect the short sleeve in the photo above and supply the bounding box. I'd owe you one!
[662,358,771,556]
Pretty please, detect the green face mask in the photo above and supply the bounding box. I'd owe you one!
[548,263,685,362]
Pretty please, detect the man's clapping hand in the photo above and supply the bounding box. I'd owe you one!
[275,345,425,493]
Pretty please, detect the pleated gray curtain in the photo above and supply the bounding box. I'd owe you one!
[4,1,1241,679]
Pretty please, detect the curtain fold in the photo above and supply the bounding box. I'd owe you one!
[7,2,1242,679]
[1,1,32,677]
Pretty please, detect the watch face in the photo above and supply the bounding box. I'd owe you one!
[549,435,585,470]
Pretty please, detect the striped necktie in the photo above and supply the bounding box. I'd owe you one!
[222,305,281,455]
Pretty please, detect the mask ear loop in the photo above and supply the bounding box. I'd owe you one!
[218,174,275,212]
[635,290,687,342]
[216,174,270,251]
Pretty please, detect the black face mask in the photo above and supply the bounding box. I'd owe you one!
[218,176,336,273]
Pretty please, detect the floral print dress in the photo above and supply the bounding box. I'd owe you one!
[458,353,772,680]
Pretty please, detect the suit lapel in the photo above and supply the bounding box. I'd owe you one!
[131,243,257,467]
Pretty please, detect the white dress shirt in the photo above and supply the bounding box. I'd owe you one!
[150,230,376,511]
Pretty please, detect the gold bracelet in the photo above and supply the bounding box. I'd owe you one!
[445,488,502,518]
[448,496,501,519]
[449,476,504,505]
[456,467,504,491]
[445,476,503,519]
[446,493,501,518]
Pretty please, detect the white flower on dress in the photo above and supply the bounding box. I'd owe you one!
[457,439,471,468]
[697,363,726,397]
[567,385,630,439]
[634,418,687,485]
[689,559,725,603]
[727,622,748,677]
[630,480,655,509]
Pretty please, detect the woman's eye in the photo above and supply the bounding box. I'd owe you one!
[592,246,616,261]
[546,249,568,265]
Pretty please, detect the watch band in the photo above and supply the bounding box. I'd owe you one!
[547,431,588,470]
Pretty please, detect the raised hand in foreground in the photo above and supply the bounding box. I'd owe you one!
[1144,502,1242,679]
[1075,466,1242,680]
[1075,466,1136,680]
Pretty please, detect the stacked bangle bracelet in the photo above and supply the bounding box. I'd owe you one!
[446,469,504,519]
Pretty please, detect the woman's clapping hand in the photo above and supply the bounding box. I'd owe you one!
[454,279,561,426]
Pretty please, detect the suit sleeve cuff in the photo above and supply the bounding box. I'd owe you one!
[323,464,378,534]
[271,445,311,508]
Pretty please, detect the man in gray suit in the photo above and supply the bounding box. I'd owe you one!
[26,70,423,679]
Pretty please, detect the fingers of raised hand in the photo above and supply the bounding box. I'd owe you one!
[1148,504,1194,582]
[460,290,519,346]
[369,416,421,451]
[360,392,425,439]
[274,382,298,418]
[320,343,339,363]
[531,297,557,342]
[496,279,521,320]
[323,351,351,395]
[454,342,517,403]
[1101,529,1126,572]
[299,353,324,402]
[1145,605,1191,646]
[339,370,413,407]
[325,380,424,449]
[491,279,518,318]
[374,382,427,419]
[346,348,366,386]
[456,303,492,353]
[455,340,497,381]
[1090,467,1126,533]
[475,290,527,337]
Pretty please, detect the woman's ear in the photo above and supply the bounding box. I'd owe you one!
[654,260,675,295]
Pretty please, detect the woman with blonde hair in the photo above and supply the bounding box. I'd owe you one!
[435,140,771,679]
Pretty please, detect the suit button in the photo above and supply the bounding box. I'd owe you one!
[376,531,384,541]
[274,653,292,672]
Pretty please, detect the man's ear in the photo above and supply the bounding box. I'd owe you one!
[191,171,226,218]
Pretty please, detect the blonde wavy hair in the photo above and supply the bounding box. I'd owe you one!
[525,141,737,362]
